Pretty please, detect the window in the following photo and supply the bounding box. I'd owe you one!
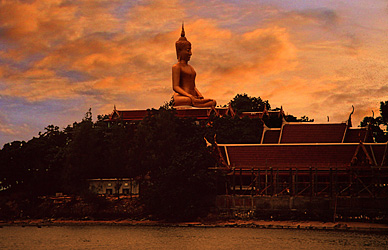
[106,189,113,195]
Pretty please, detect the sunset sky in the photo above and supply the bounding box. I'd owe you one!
[1,0,388,147]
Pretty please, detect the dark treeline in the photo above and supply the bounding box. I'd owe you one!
[1,94,387,221]
[360,101,388,142]
[0,109,135,196]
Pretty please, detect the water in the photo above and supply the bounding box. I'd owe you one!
[0,226,387,250]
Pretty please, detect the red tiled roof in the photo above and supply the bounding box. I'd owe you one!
[240,110,282,119]
[176,108,228,119]
[219,143,388,170]
[344,128,370,143]
[262,129,281,144]
[220,144,359,169]
[364,143,388,166]
[280,123,347,143]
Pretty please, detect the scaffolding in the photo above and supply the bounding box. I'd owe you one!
[226,166,388,198]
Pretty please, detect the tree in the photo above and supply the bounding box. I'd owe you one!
[230,93,270,113]
[160,96,175,110]
[61,109,136,193]
[360,116,387,143]
[285,115,314,122]
[206,115,263,144]
[380,101,388,127]
[0,141,26,192]
[359,101,388,143]
[131,108,216,221]
[21,125,67,195]
[0,108,140,196]
[0,122,71,195]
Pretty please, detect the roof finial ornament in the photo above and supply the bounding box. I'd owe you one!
[181,22,185,37]
[347,105,354,127]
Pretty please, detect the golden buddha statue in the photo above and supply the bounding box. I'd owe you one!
[172,24,216,108]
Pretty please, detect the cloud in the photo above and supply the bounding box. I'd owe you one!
[0,0,387,145]
[305,58,388,123]
[182,19,297,103]
[295,8,339,27]
[0,113,18,136]
[0,110,35,148]
[0,0,298,112]
[125,0,185,36]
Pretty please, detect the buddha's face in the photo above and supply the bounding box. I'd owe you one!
[179,44,192,62]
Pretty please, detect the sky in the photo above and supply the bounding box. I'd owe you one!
[1,0,388,147]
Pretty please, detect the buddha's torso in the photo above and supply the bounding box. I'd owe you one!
[178,64,196,95]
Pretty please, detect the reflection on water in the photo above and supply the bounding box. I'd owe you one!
[0,226,387,250]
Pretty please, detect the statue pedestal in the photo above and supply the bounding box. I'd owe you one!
[175,107,228,119]
[107,107,230,122]
[174,105,213,110]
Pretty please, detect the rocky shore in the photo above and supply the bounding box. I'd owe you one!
[2,194,387,232]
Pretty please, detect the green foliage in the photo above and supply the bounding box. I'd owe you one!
[62,111,135,193]
[229,93,313,126]
[160,96,175,110]
[262,114,283,128]
[0,141,27,192]
[230,93,270,113]
[359,101,388,143]
[380,101,388,126]
[0,109,136,195]
[0,123,69,195]
[285,115,314,122]
[360,116,387,143]
[132,108,216,221]
[206,115,263,144]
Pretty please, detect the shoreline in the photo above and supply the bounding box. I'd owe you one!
[2,219,388,232]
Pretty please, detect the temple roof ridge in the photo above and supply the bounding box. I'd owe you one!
[284,121,346,125]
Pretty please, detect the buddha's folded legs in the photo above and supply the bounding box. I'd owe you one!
[174,93,216,107]
[173,94,192,106]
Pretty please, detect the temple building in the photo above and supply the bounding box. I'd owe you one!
[106,105,282,122]
[216,116,387,199]
[107,105,387,199]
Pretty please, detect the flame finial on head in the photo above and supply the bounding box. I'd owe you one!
[181,22,185,37]
[177,22,188,42]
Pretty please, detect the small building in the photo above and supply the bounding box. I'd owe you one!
[87,178,139,196]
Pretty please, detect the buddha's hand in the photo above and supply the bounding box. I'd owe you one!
[188,95,196,105]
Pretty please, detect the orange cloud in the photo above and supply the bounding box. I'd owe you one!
[1,0,388,147]
[125,0,185,35]
[0,1,40,40]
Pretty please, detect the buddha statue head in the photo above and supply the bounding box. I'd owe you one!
[175,24,192,61]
